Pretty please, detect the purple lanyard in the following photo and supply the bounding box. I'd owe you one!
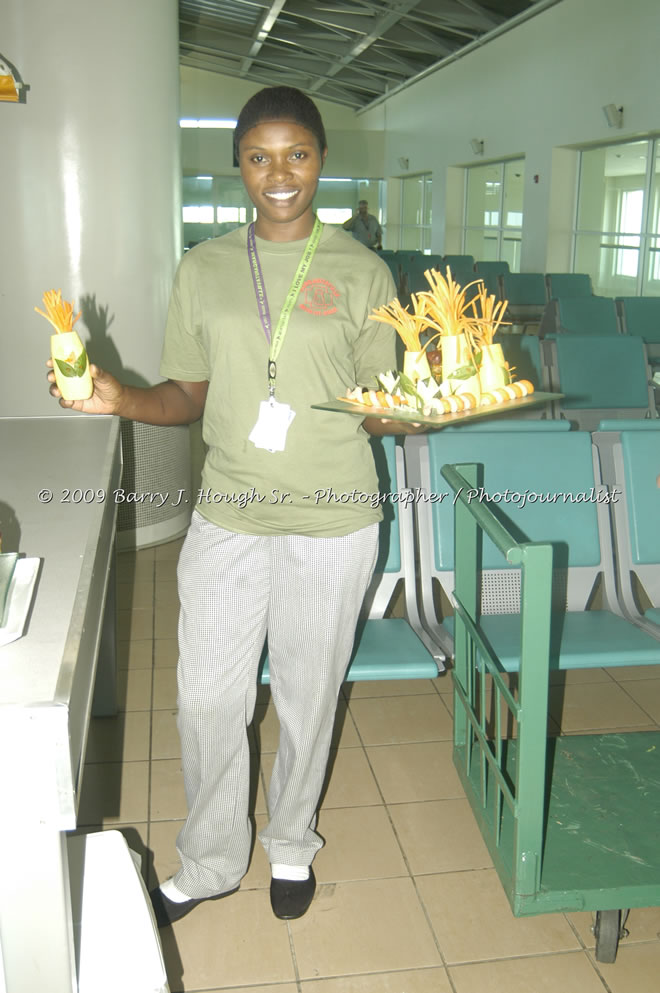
[247,222,273,343]
[246,217,323,393]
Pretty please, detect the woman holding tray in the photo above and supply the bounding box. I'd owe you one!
[48,86,425,926]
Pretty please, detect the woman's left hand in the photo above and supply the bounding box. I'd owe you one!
[362,416,427,436]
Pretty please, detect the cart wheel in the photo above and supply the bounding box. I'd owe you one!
[594,910,623,963]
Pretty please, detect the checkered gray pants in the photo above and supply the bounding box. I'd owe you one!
[172,511,379,898]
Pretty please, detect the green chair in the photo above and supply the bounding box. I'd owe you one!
[616,297,660,364]
[410,429,660,670]
[260,436,443,684]
[404,255,441,294]
[442,254,475,270]
[540,294,618,339]
[549,335,655,430]
[379,253,402,289]
[546,273,593,299]
[500,273,548,327]
[557,296,620,336]
[499,334,549,391]
[474,260,510,276]
[593,426,660,637]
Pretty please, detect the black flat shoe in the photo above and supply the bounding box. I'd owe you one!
[149,884,238,928]
[270,868,316,920]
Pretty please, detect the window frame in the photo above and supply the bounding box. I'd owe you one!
[462,158,525,270]
[572,137,659,296]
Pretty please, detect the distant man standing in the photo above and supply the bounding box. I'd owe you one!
[343,199,383,250]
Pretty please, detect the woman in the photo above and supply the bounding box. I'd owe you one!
[49,86,423,926]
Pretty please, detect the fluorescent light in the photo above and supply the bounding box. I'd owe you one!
[199,119,236,129]
[196,176,213,181]
[179,119,237,129]
[318,177,353,183]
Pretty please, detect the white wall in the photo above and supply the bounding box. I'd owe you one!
[359,0,660,269]
[0,0,180,417]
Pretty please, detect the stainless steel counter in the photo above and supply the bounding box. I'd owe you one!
[0,415,122,992]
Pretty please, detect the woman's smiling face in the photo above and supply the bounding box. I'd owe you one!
[239,120,327,241]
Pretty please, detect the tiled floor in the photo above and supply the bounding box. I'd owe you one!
[76,539,660,993]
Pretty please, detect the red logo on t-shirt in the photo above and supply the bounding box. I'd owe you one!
[299,278,339,316]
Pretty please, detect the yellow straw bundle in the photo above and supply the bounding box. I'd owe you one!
[468,284,510,347]
[369,265,510,358]
[370,292,429,351]
[422,267,480,336]
[35,289,81,334]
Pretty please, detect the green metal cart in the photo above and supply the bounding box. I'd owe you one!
[442,461,660,964]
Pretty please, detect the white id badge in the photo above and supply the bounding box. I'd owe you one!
[249,399,296,452]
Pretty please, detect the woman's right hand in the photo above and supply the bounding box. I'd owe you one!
[47,359,124,416]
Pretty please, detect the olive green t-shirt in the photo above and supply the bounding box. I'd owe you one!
[159,223,397,536]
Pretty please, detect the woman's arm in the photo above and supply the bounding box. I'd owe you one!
[362,416,426,436]
[47,360,208,426]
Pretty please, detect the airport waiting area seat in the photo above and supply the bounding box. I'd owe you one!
[616,296,660,364]
[592,424,660,637]
[379,252,403,289]
[500,272,548,326]
[474,260,510,276]
[460,271,497,304]
[557,296,620,336]
[403,254,443,294]
[539,294,621,339]
[409,428,660,672]
[442,253,475,271]
[473,272,502,301]
[260,436,444,684]
[545,273,593,299]
[548,334,656,430]
[498,334,555,418]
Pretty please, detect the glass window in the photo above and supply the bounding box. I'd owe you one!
[399,173,432,253]
[466,165,501,228]
[574,139,660,296]
[182,205,214,224]
[182,175,385,250]
[422,174,432,227]
[316,208,353,224]
[463,159,524,269]
[182,175,255,248]
[217,207,246,224]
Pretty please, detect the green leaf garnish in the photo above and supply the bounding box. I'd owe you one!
[448,363,477,381]
[55,350,88,379]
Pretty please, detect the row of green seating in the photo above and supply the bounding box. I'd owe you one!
[383,260,660,364]
[408,422,660,667]
[540,295,660,359]
[261,400,658,686]
[380,252,600,315]
[496,332,657,429]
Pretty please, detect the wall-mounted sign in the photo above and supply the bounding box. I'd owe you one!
[0,54,29,103]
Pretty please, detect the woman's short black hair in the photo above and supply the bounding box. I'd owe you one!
[234,86,327,158]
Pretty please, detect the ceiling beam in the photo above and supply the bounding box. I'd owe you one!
[454,0,506,32]
[307,0,420,95]
[180,54,373,109]
[239,0,289,76]
[180,39,388,94]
